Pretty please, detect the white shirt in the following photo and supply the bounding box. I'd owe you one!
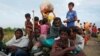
[75,34,84,50]
[6,35,29,47]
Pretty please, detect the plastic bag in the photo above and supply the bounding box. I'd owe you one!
[41,36,55,47]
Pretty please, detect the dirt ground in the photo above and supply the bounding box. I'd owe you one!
[83,37,100,56]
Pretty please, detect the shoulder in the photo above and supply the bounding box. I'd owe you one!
[22,36,29,40]
[76,34,84,40]
[72,10,76,12]
[61,24,65,28]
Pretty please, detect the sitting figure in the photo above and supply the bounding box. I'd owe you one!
[50,27,70,56]
[6,28,29,56]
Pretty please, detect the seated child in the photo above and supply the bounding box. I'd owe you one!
[50,27,70,56]
[67,26,85,55]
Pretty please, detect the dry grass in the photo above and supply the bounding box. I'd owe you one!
[3,31,14,43]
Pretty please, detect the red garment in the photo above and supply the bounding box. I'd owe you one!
[84,35,89,45]
[92,26,97,33]
[34,23,40,36]
[34,23,40,29]
[25,21,33,29]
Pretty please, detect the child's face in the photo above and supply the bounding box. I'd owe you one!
[60,31,68,40]
[15,31,23,39]
[69,29,76,39]
[68,5,73,10]
[26,17,31,21]
[78,28,83,34]
[55,20,61,27]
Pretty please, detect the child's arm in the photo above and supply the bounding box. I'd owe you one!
[76,38,84,50]
[50,42,69,56]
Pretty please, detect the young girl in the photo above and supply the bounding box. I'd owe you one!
[40,19,49,40]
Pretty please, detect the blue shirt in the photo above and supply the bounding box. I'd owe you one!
[66,10,77,27]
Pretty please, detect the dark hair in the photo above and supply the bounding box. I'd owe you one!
[72,26,79,33]
[98,28,100,31]
[34,16,39,21]
[68,2,74,7]
[77,20,80,22]
[53,17,62,26]
[15,28,23,35]
[42,19,48,24]
[59,27,68,34]
[25,13,31,18]
[84,22,86,24]
[0,27,4,35]
[67,26,79,36]
[39,20,42,24]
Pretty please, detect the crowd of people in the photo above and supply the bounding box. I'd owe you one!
[0,2,99,56]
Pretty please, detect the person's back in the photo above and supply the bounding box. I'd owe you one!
[40,24,49,35]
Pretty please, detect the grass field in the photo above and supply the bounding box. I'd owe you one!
[3,31,14,43]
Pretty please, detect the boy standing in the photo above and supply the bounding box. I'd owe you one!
[64,2,77,28]
[25,13,33,36]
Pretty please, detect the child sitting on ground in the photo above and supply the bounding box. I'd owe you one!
[50,27,70,56]
[67,26,85,56]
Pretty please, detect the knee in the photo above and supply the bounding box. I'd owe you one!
[15,49,27,56]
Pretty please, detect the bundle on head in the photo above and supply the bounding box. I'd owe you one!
[40,2,54,13]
